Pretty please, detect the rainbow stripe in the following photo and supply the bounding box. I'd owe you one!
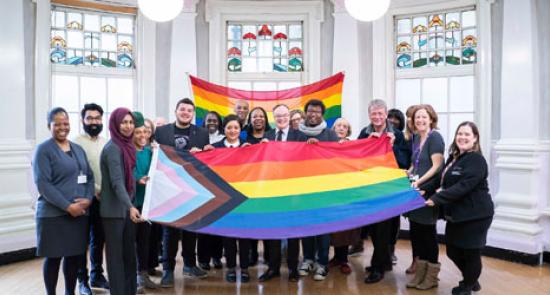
[190,72,344,127]
[142,136,425,239]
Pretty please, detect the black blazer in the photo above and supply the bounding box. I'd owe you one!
[431,152,494,223]
[211,138,245,148]
[155,123,209,151]
[264,128,307,142]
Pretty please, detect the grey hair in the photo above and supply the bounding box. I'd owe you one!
[368,99,388,113]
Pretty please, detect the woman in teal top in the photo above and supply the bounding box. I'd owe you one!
[132,112,158,292]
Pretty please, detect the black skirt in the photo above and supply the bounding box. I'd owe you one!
[445,217,493,249]
[36,215,89,257]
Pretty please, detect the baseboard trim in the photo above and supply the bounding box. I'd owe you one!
[0,248,36,266]
[398,230,546,266]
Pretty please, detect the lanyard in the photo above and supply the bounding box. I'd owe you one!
[412,130,433,175]
[440,158,456,187]
[67,143,84,175]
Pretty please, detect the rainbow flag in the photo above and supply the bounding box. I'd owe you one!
[142,136,425,239]
[190,72,344,127]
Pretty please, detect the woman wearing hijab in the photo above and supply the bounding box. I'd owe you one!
[100,108,142,295]
[33,107,94,295]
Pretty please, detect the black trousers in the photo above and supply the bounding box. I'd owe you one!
[264,239,300,271]
[223,238,250,269]
[389,216,401,246]
[43,255,79,295]
[334,246,348,263]
[77,197,106,282]
[147,222,162,270]
[366,219,393,271]
[103,216,137,295]
[135,210,151,272]
[446,244,482,288]
[162,227,198,270]
[410,221,439,263]
[197,233,223,264]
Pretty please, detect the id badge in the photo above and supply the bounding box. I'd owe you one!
[77,174,87,184]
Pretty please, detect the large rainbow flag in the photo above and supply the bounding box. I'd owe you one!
[142,136,425,239]
[190,72,344,127]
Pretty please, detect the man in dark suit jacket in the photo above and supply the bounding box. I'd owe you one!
[155,98,209,287]
[258,104,306,283]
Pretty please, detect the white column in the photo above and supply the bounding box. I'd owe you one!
[331,2,370,137]
[168,1,199,121]
[488,0,550,256]
[0,0,36,253]
[137,14,157,119]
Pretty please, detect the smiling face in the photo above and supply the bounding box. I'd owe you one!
[224,119,241,143]
[250,108,266,131]
[119,114,135,138]
[413,108,432,133]
[273,106,290,130]
[455,125,477,154]
[290,112,303,129]
[234,100,250,123]
[368,106,387,130]
[133,126,148,149]
[333,120,350,139]
[49,112,70,143]
[205,113,220,134]
[175,103,194,126]
[306,105,323,127]
[143,120,153,142]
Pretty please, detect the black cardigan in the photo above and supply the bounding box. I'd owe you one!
[430,152,494,223]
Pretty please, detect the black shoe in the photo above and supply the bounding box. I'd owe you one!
[259,269,280,282]
[199,262,211,271]
[79,281,93,295]
[241,270,250,283]
[226,269,237,283]
[90,274,110,289]
[213,258,223,269]
[454,281,481,294]
[288,269,299,282]
[364,271,384,284]
[365,264,392,273]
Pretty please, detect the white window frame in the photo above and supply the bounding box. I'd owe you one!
[372,0,492,159]
[205,0,324,86]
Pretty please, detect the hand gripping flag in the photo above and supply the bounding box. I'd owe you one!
[142,136,425,239]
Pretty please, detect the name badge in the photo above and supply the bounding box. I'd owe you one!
[78,174,87,184]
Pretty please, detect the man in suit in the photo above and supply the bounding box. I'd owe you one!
[155,98,210,287]
[358,99,410,284]
[259,104,307,282]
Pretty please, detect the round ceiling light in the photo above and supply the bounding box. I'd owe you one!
[344,0,391,22]
[138,0,183,22]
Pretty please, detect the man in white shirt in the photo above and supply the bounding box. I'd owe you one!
[73,103,109,294]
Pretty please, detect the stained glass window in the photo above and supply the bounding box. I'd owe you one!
[50,6,135,68]
[394,8,477,69]
[226,22,303,73]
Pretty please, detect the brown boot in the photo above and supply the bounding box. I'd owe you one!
[416,262,441,290]
[406,260,428,288]
[406,256,419,274]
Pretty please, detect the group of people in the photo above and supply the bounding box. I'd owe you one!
[33,96,494,295]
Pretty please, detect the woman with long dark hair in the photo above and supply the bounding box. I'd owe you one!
[245,107,272,144]
[426,122,494,295]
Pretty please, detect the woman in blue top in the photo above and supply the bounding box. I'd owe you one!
[204,114,251,283]
[33,107,94,295]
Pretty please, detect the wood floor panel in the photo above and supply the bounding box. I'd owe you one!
[1,240,549,294]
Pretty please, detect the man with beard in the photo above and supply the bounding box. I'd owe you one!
[73,103,109,294]
[297,99,339,281]
[155,98,210,287]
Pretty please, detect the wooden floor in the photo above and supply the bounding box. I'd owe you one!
[1,240,549,295]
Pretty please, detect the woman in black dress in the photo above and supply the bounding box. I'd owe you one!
[426,122,494,295]
[33,107,94,295]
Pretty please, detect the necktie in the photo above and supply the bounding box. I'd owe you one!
[276,130,283,141]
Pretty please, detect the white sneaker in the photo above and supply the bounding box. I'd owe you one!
[298,260,314,276]
[313,263,328,281]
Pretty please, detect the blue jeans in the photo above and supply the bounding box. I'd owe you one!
[301,234,330,266]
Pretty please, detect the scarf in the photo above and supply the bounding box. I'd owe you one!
[109,108,136,196]
[299,120,327,137]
